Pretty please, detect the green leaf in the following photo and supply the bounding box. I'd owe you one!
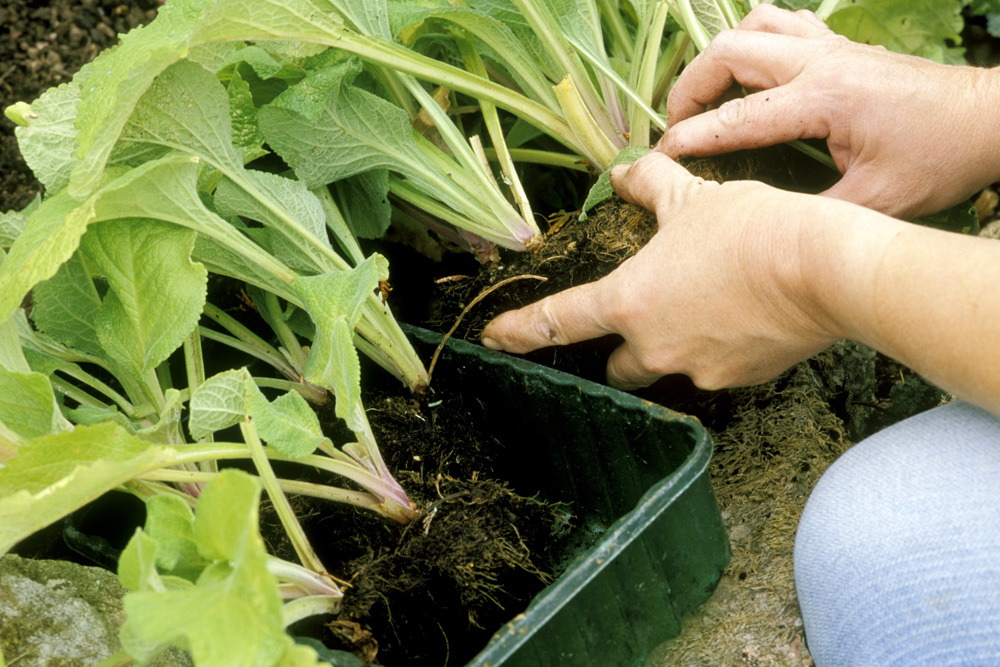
[579,146,650,220]
[0,365,68,440]
[71,0,211,198]
[331,170,391,240]
[258,62,432,188]
[31,253,104,357]
[120,470,297,667]
[294,255,387,432]
[191,0,346,47]
[0,308,31,374]
[189,369,251,441]
[214,169,334,272]
[80,219,208,377]
[228,70,269,164]
[0,156,237,328]
[117,58,245,177]
[826,0,964,62]
[244,380,331,459]
[0,189,93,325]
[119,528,170,593]
[137,389,186,446]
[0,194,39,248]
[144,493,208,581]
[0,422,174,555]
[915,201,979,235]
[13,77,82,195]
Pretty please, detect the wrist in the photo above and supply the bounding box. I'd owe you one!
[787,195,905,345]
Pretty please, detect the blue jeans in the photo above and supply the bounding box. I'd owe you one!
[794,401,1000,666]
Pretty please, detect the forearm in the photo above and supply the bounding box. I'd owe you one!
[803,205,1000,416]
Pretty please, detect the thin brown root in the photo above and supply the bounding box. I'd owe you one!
[427,274,547,383]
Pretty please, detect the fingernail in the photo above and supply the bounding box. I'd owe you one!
[481,337,503,351]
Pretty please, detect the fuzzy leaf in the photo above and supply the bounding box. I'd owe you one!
[0,365,68,440]
[144,493,208,581]
[331,170,391,240]
[827,0,964,63]
[31,253,104,357]
[120,470,297,667]
[257,62,432,188]
[214,169,334,271]
[0,190,93,324]
[293,255,387,432]
[579,146,650,220]
[188,369,251,441]
[80,219,207,377]
[118,528,170,594]
[228,70,269,163]
[71,0,210,198]
[191,0,346,47]
[117,58,245,176]
[244,380,330,458]
[0,195,38,248]
[13,77,82,195]
[0,422,175,555]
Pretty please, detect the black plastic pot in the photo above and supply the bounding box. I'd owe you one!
[403,326,731,667]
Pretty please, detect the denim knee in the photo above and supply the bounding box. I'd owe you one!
[794,401,1000,667]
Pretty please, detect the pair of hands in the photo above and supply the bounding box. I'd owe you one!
[482,5,1000,391]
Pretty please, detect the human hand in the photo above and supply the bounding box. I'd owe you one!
[480,152,844,391]
[660,4,1000,219]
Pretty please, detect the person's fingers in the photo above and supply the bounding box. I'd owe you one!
[737,4,832,39]
[609,151,705,214]
[480,280,612,354]
[605,342,667,391]
[666,31,818,126]
[660,86,830,158]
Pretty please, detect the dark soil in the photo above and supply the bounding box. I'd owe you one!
[0,0,163,212]
[290,387,571,667]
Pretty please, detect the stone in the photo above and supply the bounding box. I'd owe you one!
[0,554,190,667]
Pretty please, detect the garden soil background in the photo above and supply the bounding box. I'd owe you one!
[4,3,1000,667]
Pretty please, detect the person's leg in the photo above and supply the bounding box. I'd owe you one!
[794,400,1000,667]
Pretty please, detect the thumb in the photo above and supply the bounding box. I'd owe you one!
[605,341,667,391]
[610,151,709,216]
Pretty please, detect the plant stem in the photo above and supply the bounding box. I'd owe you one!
[49,377,111,411]
[241,419,327,574]
[597,0,635,56]
[253,376,327,405]
[165,443,418,523]
[629,3,670,148]
[283,595,342,627]
[456,33,537,235]
[482,147,592,172]
[262,292,308,375]
[554,76,620,170]
[312,185,365,266]
[201,303,298,379]
[654,31,691,112]
[508,0,622,148]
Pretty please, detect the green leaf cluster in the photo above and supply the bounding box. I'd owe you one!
[119,470,325,667]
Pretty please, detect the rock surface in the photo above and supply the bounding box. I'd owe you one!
[0,553,190,666]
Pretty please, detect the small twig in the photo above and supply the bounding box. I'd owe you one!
[427,274,547,383]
